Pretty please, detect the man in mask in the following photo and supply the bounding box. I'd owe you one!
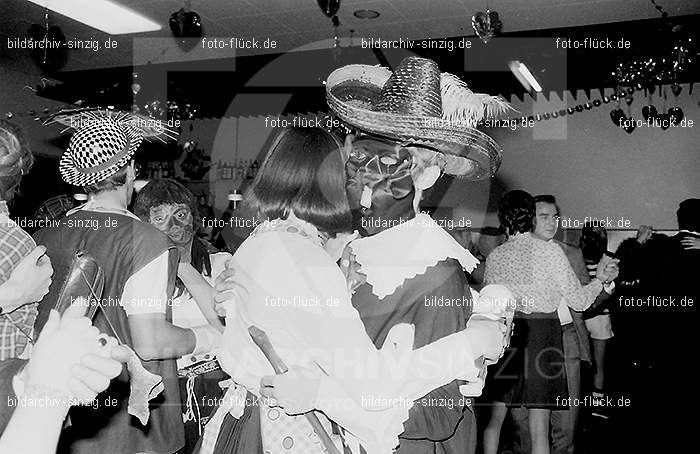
[33,116,222,454]
[134,178,228,453]
[326,56,513,453]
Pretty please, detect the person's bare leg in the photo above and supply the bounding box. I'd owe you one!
[483,401,508,454]
[592,338,607,391]
[529,408,551,454]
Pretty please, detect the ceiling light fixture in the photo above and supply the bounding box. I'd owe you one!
[508,60,543,93]
[25,0,161,35]
[353,10,380,19]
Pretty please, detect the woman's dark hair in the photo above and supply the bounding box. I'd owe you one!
[0,120,34,201]
[579,223,607,262]
[245,127,352,234]
[134,178,211,279]
[498,190,535,236]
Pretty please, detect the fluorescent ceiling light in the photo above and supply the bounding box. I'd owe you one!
[508,60,543,93]
[26,0,161,35]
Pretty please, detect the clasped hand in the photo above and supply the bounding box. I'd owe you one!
[23,299,129,407]
[595,255,620,283]
[259,366,323,415]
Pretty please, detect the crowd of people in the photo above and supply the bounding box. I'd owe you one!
[0,56,697,454]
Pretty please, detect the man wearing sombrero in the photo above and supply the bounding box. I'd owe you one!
[32,114,222,454]
[331,56,512,453]
[258,57,514,454]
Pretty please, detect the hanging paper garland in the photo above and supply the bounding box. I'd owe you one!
[498,86,637,125]
[495,83,690,133]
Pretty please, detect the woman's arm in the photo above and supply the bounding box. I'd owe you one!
[0,303,127,454]
[550,246,603,310]
[177,262,225,332]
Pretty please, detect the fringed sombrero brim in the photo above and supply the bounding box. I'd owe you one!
[326,64,510,180]
[44,108,179,142]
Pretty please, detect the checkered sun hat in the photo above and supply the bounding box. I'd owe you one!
[59,118,143,187]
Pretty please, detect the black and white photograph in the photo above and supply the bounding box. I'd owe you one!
[0,1,698,453]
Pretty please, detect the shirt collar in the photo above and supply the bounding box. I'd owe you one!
[67,199,140,220]
[350,212,479,299]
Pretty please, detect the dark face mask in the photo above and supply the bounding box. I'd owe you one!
[149,203,195,245]
[345,136,416,236]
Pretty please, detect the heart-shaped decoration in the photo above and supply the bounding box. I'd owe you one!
[169,8,202,51]
[471,9,502,43]
[656,113,670,130]
[610,108,626,127]
[317,0,341,18]
[27,24,67,70]
[624,118,636,134]
[668,107,684,125]
[641,105,657,122]
[671,83,683,97]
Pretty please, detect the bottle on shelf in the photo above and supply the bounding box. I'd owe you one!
[212,189,243,251]
[245,159,253,179]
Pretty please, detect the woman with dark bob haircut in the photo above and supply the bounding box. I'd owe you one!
[204,127,486,454]
[245,126,352,235]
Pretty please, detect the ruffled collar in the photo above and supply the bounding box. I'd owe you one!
[249,212,326,247]
[349,212,479,299]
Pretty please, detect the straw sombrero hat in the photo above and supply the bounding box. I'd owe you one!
[326,57,512,180]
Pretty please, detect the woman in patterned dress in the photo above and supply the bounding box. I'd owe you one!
[483,190,617,454]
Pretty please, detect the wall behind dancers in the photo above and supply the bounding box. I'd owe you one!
[429,83,699,229]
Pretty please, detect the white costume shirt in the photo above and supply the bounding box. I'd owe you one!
[216,215,481,453]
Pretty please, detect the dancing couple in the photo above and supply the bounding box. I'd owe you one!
[203,56,514,454]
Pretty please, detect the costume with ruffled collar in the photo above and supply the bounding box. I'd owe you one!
[348,213,480,454]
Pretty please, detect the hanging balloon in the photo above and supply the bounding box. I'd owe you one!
[27,23,68,71]
[169,7,203,52]
[317,0,341,18]
[671,83,682,96]
[623,118,636,134]
[471,9,502,43]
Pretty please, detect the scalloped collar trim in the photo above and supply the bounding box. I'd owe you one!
[350,213,479,299]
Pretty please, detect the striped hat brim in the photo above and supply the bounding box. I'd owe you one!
[59,120,143,187]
